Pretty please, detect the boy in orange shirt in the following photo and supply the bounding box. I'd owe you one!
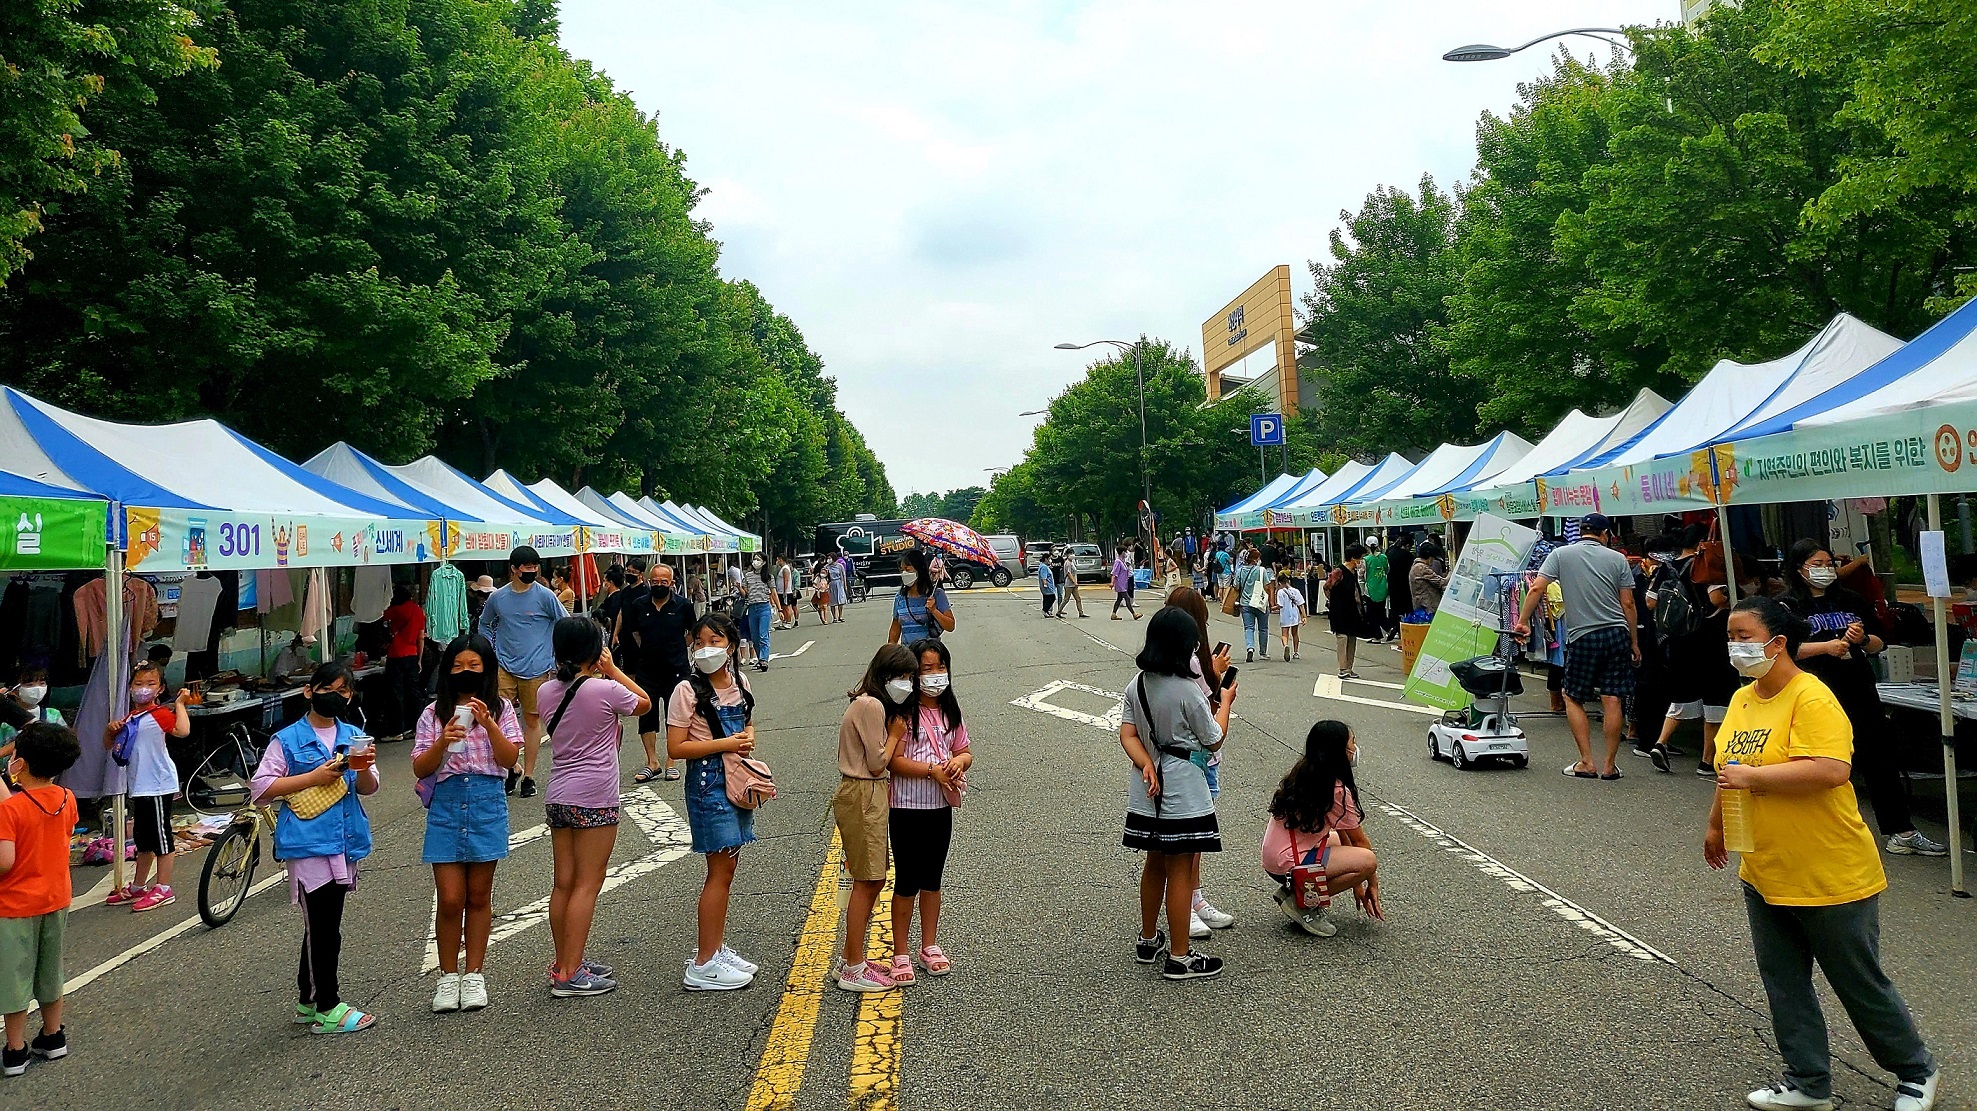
[0,722,81,1076]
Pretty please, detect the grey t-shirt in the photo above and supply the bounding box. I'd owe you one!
[1121,671,1222,754]
[1537,539,1631,643]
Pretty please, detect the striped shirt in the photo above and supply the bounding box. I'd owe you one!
[412,700,523,782]
[890,705,971,809]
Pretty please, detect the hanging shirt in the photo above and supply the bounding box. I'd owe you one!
[172,575,225,651]
[425,562,469,644]
[351,566,392,624]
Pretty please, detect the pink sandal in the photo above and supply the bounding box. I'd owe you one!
[889,953,915,985]
[918,945,951,976]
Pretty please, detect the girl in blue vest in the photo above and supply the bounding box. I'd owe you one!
[250,661,379,1034]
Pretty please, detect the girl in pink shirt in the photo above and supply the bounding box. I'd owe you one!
[885,638,973,983]
[1262,720,1382,937]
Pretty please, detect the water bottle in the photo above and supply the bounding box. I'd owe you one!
[1719,760,1755,854]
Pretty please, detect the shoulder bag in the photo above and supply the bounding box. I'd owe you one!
[284,725,351,821]
[696,674,776,809]
[1287,823,1333,912]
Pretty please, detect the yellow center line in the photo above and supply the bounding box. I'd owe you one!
[847,867,900,1110]
[744,833,845,1111]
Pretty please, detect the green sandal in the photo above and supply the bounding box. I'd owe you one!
[309,1002,377,1035]
[293,1004,318,1025]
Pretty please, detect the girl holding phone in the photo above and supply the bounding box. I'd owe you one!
[411,634,521,1012]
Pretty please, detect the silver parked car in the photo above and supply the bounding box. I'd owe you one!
[1063,543,1105,584]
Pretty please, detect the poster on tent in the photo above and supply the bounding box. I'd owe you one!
[0,495,108,570]
[1402,512,1539,712]
[1455,484,1542,522]
[125,507,442,572]
[1719,399,1977,506]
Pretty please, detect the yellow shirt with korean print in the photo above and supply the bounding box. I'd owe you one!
[1715,671,1885,906]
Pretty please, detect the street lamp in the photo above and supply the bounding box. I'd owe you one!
[1056,338,1150,549]
[1442,27,1628,62]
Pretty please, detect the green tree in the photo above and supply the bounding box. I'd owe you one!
[0,0,216,281]
[1302,176,1484,456]
[1442,56,1625,437]
[1558,0,1964,386]
[1764,0,1977,307]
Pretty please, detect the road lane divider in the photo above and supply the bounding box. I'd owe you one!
[1374,798,1674,965]
[421,790,689,973]
[1312,673,1441,717]
[745,833,846,1111]
[847,868,900,1109]
[1010,679,1123,732]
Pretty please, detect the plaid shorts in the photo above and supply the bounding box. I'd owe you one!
[1562,625,1634,704]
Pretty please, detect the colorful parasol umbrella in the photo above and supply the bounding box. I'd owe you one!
[899,518,999,567]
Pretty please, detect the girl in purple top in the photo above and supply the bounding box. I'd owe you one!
[1111,548,1139,620]
[535,618,648,997]
[411,634,521,1013]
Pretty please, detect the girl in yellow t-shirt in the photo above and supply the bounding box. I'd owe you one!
[1706,597,1938,1111]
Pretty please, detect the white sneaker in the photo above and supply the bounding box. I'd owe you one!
[684,956,754,991]
[1187,911,1211,939]
[431,972,462,1012]
[1894,1070,1940,1111]
[1746,1081,1835,1109]
[458,972,488,1011]
[1194,901,1235,929]
[718,946,760,976]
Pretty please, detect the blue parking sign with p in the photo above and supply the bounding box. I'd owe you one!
[1250,413,1284,447]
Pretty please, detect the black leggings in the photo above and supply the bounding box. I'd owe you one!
[1840,694,1912,836]
[1113,591,1137,616]
[889,807,953,898]
[298,881,351,1012]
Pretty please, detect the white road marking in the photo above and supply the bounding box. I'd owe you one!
[70,870,123,911]
[420,788,692,973]
[1343,676,1405,691]
[421,821,553,971]
[1076,628,1125,654]
[1010,680,1123,732]
[767,640,814,661]
[33,869,290,1015]
[1313,673,1442,717]
[1374,799,1674,965]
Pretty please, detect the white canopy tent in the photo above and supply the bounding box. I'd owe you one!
[1352,432,1534,505]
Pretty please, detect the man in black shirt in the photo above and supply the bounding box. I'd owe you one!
[599,559,645,652]
[616,561,693,782]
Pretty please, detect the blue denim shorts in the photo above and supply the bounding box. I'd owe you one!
[685,755,755,855]
[422,773,511,864]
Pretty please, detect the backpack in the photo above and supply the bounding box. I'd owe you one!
[1653,559,1704,640]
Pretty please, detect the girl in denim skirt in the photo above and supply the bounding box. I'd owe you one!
[411,634,521,1013]
[667,612,760,992]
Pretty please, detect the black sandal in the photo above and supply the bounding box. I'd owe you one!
[632,766,663,784]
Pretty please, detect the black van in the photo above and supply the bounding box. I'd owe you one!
[813,519,1009,589]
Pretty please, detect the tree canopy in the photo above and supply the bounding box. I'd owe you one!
[0,0,891,548]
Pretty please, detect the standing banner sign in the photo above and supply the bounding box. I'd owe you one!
[1403,512,1539,712]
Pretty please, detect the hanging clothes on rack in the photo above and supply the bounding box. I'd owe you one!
[350,565,390,624]
[426,561,468,645]
[255,567,295,613]
[300,568,334,646]
[60,651,125,800]
[74,574,157,662]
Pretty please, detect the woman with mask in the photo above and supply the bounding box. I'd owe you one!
[1231,547,1268,663]
[667,613,761,991]
[1708,597,1939,1111]
[888,548,954,646]
[250,662,379,1033]
[1782,540,1945,857]
[1408,540,1449,616]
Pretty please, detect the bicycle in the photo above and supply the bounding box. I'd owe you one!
[193,722,283,927]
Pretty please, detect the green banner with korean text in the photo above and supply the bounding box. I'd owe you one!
[0,495,107,570]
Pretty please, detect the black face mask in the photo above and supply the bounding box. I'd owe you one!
[651,585,671,600]
[518,570,538,584]
[310,691,350,718]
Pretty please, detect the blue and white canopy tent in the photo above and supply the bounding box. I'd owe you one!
[304,443,580,559]
[1213,472,1301,531]
[1454,389,1670,520]
[1346,432,1534,529]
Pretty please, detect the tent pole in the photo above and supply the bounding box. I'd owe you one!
[104,546,127,892]
[1715,503,1740,608]
[1927,494,1967,896]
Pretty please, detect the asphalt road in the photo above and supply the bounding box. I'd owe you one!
[17,583,1975,1110]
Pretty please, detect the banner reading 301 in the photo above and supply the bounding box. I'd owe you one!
[125,507,443,572]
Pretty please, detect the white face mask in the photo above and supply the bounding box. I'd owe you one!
[1804,566,1838,588]
[16,684,45,707]
[884,678,916,702]
[921,673,950,695]
[1347,744,1359,768]
[691,646,729,674]
[899,569,918,587]
[1727,638,1779,678]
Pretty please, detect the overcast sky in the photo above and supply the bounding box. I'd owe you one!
[558,1,1677,496]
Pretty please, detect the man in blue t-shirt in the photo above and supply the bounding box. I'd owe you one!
[479,545,568,797]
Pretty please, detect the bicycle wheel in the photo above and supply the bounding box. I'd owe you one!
[198,821,261,927]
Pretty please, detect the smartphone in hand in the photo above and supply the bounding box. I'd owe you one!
[1220,665,1239,689]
